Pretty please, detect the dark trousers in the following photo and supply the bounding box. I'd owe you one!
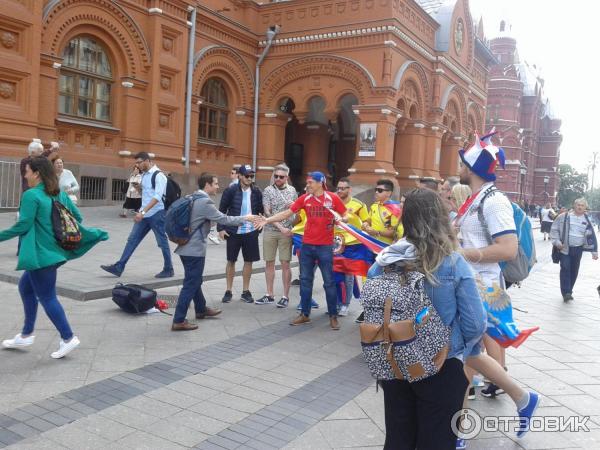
[559,246,584,295]
[173,255,207,324]
[380,358,468,450]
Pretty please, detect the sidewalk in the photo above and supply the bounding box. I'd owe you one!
[0,227,600,448]
[0,207,292,300]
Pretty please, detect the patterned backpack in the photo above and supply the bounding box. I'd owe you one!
[51,199,81,250]
[360,269,450,383]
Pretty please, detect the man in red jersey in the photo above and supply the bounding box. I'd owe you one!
[254,171,348,330]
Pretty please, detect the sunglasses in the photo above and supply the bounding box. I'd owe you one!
[375,188,390,193]
[243,174,255,179]
[336,186,350,191]
[274,175,286,180]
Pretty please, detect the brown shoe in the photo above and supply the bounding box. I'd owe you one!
[290,313,311,326]
[171,320,198,331]
[330,316,340,330]
[196,307,222,319]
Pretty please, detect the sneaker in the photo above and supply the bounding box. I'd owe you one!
[222,290,233,303]
[456,438,467,450]
[276,297,289,308]
[50,336,80,359]
[516,392,541,438]
[155,269,174,278]
[241,290,254,304]
[290,314,311,326]
[339,305,349,316]
[355,311,365,323]
[208,233,221,245]
[100,264,123,277]
[467,386,476,400]
[563,293,574,302]
[2,333,35,349]
[472,374,485,387]
[291,279,300,286]
[255,295,275,305]
[481,383,505,398]
[311,299,320,309]
[296,303,302,311]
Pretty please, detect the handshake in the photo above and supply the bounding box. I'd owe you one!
[244,214,268,230]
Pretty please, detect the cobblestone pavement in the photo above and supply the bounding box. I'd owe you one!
[1,208,600,449]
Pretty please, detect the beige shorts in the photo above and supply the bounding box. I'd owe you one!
[263,230,293,262]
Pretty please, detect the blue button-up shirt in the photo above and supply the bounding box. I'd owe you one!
[140,165,167,218]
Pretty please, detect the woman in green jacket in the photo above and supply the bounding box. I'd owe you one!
[0,157,108,358]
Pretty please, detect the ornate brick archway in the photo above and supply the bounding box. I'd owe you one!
[43,0,151,77]
[261,54,375,111]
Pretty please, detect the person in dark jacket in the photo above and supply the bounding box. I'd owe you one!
[218,164,264,304]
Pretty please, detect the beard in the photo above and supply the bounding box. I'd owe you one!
[459,172,470,186]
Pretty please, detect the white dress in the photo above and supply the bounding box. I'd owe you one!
[58,169,79,204]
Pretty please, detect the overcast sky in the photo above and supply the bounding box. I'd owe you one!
[469,0,597,178]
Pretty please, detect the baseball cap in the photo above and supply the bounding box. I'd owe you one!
[238,164,255,176]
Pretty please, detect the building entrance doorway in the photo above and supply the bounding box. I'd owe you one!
[281,94,358,191]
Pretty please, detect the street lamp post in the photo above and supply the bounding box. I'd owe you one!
[519,167,527,204]
[543,175,549,203]
[591,152,599,191]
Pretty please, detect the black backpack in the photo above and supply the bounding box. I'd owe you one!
[151,171,181,210]
[112,283,157,314]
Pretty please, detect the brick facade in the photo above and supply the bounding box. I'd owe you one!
[486,21,562,206]
[0,0,494,203]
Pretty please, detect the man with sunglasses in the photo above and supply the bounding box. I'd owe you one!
[362,179,401,245]
[256,165,297,307]
[218,164,263,304]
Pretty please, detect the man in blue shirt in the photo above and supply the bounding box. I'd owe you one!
[101,152,174,278]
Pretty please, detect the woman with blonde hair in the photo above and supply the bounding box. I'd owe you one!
[447,184,471,221]
[365,188,486,450]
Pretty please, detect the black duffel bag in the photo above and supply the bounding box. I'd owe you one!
[112,283,157,314]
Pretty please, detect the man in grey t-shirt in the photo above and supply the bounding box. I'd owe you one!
[171,173,257,331]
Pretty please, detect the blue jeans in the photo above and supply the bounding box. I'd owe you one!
[173,256,207,323]
[299,244,337,317]
[18,265,73,341]
[559,246,584,295]
[115,210,173,272]
[335,272,354,308]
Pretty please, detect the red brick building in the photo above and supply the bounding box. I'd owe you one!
[486,21,562,206]
[0,0,494,204]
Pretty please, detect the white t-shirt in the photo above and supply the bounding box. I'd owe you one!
[568,213,588,247]
[237,188,253,234]
[541,208,554,222]
[456,183,516,286]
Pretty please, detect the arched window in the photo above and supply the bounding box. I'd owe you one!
[199,78,228,142]
[58,36,113,122]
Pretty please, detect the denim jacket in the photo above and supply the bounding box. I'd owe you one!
[368,252,486,361]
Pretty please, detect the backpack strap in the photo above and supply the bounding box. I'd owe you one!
[151,171,159,190]
[383,297,404,380]
[476,186,499,246]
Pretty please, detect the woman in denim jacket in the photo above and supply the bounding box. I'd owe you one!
[367,188,486,450]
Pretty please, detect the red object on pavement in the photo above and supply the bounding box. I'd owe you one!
[155,299,169,311]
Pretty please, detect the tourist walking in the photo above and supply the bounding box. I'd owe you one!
[52,155,79,205]
[218,164,263,304]
[550,198,598,302]
[255,171,348,330]
[257,165,297,307]
[0,157,107,358]
[454,136,540,438]
[364,188,486,450]
[540,202,556,241]
[120,166,142,217]
[172,173,257,331]
[100,152,174,278]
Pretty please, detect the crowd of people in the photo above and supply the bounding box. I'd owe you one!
[3,136,599,450]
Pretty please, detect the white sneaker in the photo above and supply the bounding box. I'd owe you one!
[2,333,35,349]
[50,336,80,359]
[339,305,349,316]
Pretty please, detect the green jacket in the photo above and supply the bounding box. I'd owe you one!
[0,183,109,271]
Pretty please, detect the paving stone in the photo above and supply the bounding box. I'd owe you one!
[218,429,251,445]
[71,415,136,442]
[205,435,240,450]
[39,411,72,427]
[0,428,24,445]
[6,422,39,439]
[23,417,54,433]
[115,430,187,449]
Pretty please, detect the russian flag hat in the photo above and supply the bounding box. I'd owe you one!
[458,128,506,182]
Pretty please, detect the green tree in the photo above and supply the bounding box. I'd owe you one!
[585,188,600,212]
[558,164,587,207]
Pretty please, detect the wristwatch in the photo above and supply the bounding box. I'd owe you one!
[140,210,146,216]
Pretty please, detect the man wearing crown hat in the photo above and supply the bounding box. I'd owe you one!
[453,131,540,439]
[253,171,349,330]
